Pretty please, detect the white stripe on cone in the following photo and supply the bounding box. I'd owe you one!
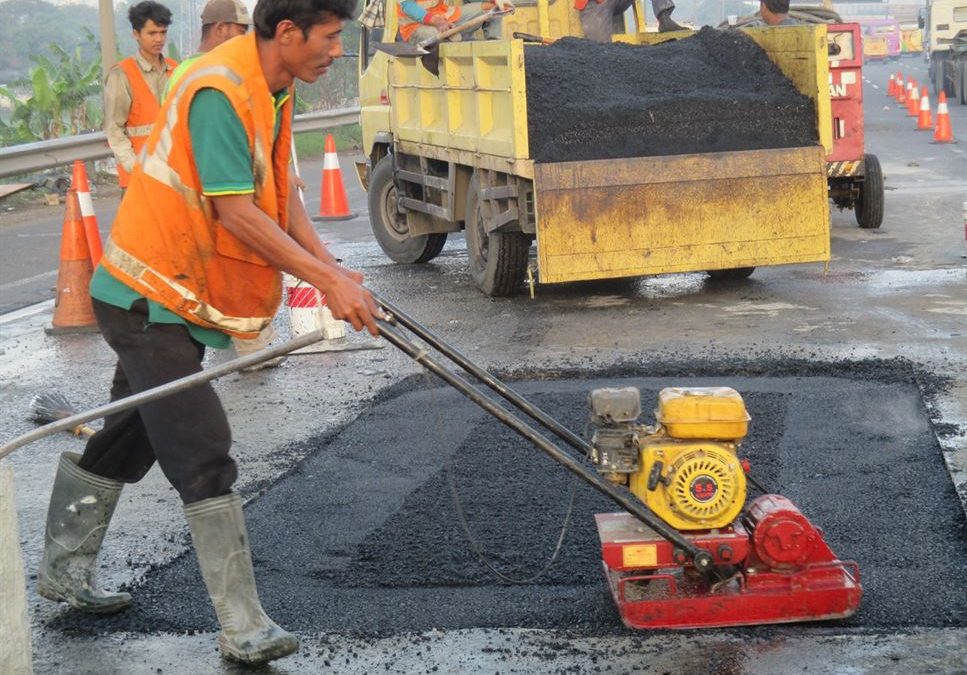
[76,191,95,217]
[323,152,340,171]
[283,272,345,340]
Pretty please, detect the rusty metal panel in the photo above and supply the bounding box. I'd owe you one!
[533,146,830,284]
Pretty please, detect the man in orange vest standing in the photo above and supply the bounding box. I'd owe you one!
[36,0,380,665]
[103,1,177,190]
[398,0,510,44]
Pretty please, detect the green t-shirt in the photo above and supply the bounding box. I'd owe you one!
[189,87,291,195]
[91,86,290,347]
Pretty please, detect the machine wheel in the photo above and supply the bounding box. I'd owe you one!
[707,267,755,281]
[855,153,884,229]
[367,155,447,264]
[465,173,530,296]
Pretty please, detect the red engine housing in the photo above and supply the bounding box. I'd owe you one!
[596,494,863,629]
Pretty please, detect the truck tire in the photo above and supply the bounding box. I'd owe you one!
[368,155,447,264]
[707,267,755,281]
[855,153,884,229]
[465,173,530,296]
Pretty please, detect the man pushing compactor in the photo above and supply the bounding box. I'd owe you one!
[35,0,381,665]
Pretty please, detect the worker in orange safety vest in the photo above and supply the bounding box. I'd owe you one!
[103,1,177,189]
[36,0,381,667]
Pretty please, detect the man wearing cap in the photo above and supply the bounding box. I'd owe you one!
[167,0,290,371]
[760,0,798,26]
[167,0,253,91]
[104,1,177,190]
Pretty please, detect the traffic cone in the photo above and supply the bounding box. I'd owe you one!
[933,92,956,143]
[888,73,896,97]
[907,84,920,116]
[45,189,99,335]
[283,272,345,351]
[313,134,356,222]
[917,91,933,130]
[71,160,103,265]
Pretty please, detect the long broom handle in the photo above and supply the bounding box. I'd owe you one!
[0,328,337,461]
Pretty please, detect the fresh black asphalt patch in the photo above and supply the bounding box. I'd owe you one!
[52,366,966,637]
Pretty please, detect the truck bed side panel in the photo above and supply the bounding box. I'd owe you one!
[534,146,831,283]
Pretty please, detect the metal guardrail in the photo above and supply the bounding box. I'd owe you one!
[0,106,361,179]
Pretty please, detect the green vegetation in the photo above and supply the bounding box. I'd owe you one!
[0,30,103,143]
[294,124,362,159]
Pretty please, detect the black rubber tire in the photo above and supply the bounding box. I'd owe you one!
[367,155,447,264]
[464,173,530,297]
[707,267,755,281]
[855,153,884,229]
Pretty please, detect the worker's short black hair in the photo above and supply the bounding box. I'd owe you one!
[129,1,173,31]
[253,0,357,39]
[761,0,790,13]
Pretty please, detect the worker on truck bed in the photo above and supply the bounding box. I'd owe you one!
[103,1,177,190]
[579,0,684,43]
[760,0,797,26]
[35,0,381,666]
[398,0,511,44]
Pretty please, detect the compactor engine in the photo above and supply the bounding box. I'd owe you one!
[589,386,862,629]
[590,387,749,531]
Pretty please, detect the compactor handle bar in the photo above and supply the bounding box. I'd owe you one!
[372,293,713,571]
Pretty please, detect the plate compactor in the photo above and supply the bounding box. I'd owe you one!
[588,387,861,628]
[373,298,862,630]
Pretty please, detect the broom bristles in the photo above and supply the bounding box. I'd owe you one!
[29,392,78,424]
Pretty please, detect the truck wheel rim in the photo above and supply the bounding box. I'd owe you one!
[382,184,409,240]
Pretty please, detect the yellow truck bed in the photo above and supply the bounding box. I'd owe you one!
[366,24,832,289]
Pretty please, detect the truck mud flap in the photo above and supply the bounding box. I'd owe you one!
[532,146,831,284]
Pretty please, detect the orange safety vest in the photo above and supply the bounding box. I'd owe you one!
[101,33,292,339]
[115,56,177,188]
[397,0,461,42]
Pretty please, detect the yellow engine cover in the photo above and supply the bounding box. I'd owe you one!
[629,441,747,530]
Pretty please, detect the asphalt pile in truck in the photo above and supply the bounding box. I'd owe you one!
[524,27,818,163]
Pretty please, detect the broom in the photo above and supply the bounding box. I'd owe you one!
[29,392,97,438]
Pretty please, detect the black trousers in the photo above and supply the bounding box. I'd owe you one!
[78,299,236,504]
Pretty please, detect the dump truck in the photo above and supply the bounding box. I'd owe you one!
[921,0,967,104]
[356,3,833,296]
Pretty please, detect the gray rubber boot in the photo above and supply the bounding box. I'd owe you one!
[657,8,684,32]
[36,452,132,613]
[184,493,298,665]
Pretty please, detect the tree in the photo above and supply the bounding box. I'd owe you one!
[0,30,103,143]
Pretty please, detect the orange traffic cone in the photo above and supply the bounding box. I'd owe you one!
[907,84,920,116]
[933,92,956,143]
[896,76,906,104]
[917,91,933,130]
[45,189,99,334]
[314,134,356,221]
[888,73,896,97]
[71,160,103,265]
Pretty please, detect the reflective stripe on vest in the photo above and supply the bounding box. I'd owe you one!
[102,239,271,335]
